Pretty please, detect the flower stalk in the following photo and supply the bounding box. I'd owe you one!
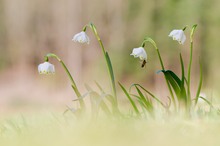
[187,24,197,106]
[83,22,117,105]
[141,37,177,110]
[44,53,85,110]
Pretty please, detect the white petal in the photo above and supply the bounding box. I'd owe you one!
[131,47,147,60]
[168,29,179,37]
[38,62,55,74]
[169,29,186,45]
[180,32,186,44]
[72,31,90,44]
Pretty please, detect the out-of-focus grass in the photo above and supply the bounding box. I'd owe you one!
[0,112,220,146]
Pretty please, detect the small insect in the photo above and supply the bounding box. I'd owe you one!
[141,59,147,68]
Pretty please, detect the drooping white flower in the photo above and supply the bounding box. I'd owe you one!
[38,62,55,74]
[130,47,147,60]
[168,29,186,44]
[72,31,90,44]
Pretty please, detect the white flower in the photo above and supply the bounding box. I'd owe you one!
[130,47,147,60]
[38,62,55,74]
[72,31,90,44]
[168,29,186,44]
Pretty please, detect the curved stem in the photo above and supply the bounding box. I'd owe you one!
[45,53,85,109]
[86,23,117,105]
[142,37,177,110]
[142,37,164,70]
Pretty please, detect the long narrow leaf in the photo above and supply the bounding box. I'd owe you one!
[198,96,214,108]
[129,84,165,107]
[164,70,181,86]
[90,91,112,116]
[131,94,148,110]
[95,81,105,93]
[135,86,153,112]
[95,81,116,106]
[195,60,203,105]
[105,52,117,97]
[180,54,187,105]
[159,70,188,104]
[85,84,112,116]
[119,82,140,116]
[164,72,181,97]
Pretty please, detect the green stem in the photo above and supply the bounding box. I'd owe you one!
[188,24,197,106]
[156,49,165,70]
[87,23,117,105]
[142,37,177,110]
[45,53,85,109]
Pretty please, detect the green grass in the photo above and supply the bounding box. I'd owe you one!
[0,112,220,146]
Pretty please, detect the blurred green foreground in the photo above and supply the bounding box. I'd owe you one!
[0,113,220,146]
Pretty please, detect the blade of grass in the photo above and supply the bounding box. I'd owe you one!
[180,54,188,108]
[90,91,112,116]
[105,52,117,98]
[135,86,153,112]
[119,82,140,116]
[129,84,166,108]
[198,96,214,109]
[95,81,121,116]
[195,60,203,106]
[162,72,181,97]
[85,84,112,116]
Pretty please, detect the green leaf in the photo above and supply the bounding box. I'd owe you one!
[95,81,121,116]
[180,54,187,105]
[131,94,148,110]
[158,55,188,108]
[119,82,140,116]
[163,71,181,96]
[159,70,187,105]
[89,91,112,116]
[198,96,214,109]
[105,52,117,97]
[135,86,153,112]
[95,81,115,105]
[165,70,182,86]
[95,81,104,93]
[129,84,165,108]
[195,60,203,105]
[72,91,91,101]
[85,84,112,116]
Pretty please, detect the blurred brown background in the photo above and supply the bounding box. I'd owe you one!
[0,0,219,114]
